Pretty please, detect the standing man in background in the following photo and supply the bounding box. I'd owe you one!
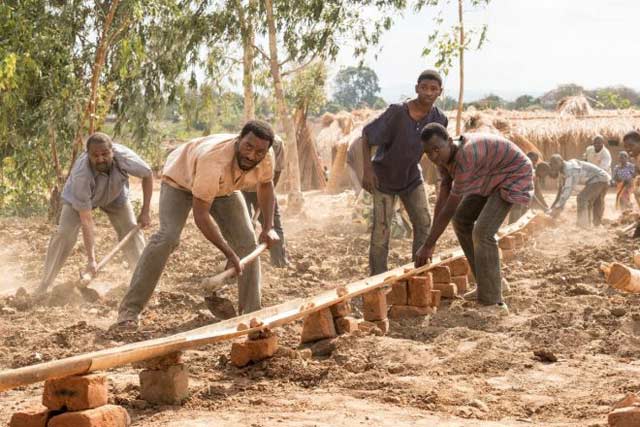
[584,135,612,175]
[361,70,448,275]
[242,135,288,267]
[37,132,152,294]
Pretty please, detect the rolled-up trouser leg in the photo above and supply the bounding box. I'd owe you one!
[472,192,512,305]
[369,189,396,275]
[117,184,192,322]
[452,195,488,281]
[211,191,261,314]
[102,200,146,269]
[39,204,82,290]
[399,184,431,260]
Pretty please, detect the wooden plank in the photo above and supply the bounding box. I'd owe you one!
[0,211,540,393]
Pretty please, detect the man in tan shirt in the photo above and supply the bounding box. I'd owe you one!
[115,120,279,328]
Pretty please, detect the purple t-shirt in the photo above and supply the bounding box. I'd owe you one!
[363,103,448,194]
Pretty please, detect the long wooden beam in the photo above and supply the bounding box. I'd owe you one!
[0,211,538,393]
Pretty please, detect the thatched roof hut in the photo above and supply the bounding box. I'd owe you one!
[557,95,593,117]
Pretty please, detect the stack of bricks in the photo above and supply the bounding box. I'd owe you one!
[444,257,471,296]
[362,288,389,333]
[9,374,130,427]
[387,272,440,319]
[136,352,189,404]
[331,299,360,335]
[231,320,279,368]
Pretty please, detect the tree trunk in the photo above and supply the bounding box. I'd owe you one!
[264,0,303,201]
[237,0,256,121]
[294,108,326,191]
[455,0,464,135]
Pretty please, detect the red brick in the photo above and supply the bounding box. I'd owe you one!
[48,405,130,427]
[501,248,515,262]
[139,364,189,404]
[374,319,390,334]
[608,406,640,427]
[614,393,640,410]
[448,258,470,276]
[335,316,359,335]
[9,405,51,427]
[230,334,279,367]
[498,235,516,250]
[330,300,351,318]
[43,374,108,411]
[362,288,388,321]
[388,305,433,319]
[407,274,432,307]
[513,232,526,247]
[301,308,337,343]
[386,281,408,306]
[451,275,469,294]
[133,351,182,370]
[429,266,451,283]
[433,282,458,299]
[430,289,442,308]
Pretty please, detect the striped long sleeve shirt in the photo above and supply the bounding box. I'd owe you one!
[553,159,610,209]
[439,133,534,205]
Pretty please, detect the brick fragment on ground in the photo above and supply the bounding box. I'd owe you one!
[448,258,470,276]
[388,305,433,319]
[43,374,108,411]
[451,275,469,294]
[362,288,388,321]
[386,281,408,306]
[608,406,640,427]
[301,308,337,343]
[498,235,516,250]
[433,282,458,299]
[613,393,640,410]
[335,316,359,335]
[9,405,52,427]
[330,299,351,318]
[48,405,130,427]
[429,266,451,283]
[230,333,279,367]
[139,364,189,405]
[407,274,432,307]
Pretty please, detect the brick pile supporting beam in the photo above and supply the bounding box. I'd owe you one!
[0,211,543,396]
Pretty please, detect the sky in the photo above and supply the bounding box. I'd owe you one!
[332,0,640,103]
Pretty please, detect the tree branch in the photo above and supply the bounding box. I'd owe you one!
[281,55,317,78]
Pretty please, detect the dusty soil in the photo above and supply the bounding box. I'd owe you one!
[0,186,638,426]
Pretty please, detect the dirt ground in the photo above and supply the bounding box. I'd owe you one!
[1,184,639,427]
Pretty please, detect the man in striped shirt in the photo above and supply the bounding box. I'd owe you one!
[417,123,533,315]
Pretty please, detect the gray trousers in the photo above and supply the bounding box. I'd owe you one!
[577,181,607,227]
[40,201,145,290]
[452,193,513,305]
[369,184,431,275]
[118,183,260,322]
[241,191,287,266]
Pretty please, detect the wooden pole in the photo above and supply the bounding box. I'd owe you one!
[0,212,539,392]
[80,226,141,283]
[201,243,267,292]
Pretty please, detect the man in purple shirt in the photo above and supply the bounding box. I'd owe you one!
[361,70,448,275]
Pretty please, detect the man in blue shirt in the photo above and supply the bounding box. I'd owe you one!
[361,70,448,275]
[36,132,153,294]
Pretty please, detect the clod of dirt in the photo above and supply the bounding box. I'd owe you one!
[309,338,337,357]
[47,283,85,307]
[610,307,627,317]
[533,349,558,363]
[8,287,32,311]
[204,294,237,319]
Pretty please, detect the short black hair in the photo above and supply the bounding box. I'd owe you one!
[417,69,443,87]
[240,120,275,146]
[526,151,540,163]
[86,132,113,150]
[420,122,449,144]
[535,161,551,177]
[623,130,640,144]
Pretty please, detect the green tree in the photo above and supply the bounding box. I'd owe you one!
[512,94,538,110]
[332,66,382,110]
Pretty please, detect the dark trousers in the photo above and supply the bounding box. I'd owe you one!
[577,181,607,227]
[242,191,287,266]
[452,193,513,305]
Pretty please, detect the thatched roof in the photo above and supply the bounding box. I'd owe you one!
[557,95,593,117]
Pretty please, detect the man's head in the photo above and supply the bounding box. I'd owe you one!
[623,130,640,158]
[420,122,453,167]
[592,135,605,153]
[619,150,630,165]
[86,132,114,173]
[415,70,443,107]
[236,120,275,171]
[548,154,565,178]
[535,161,552,179]
[527,151,540,165]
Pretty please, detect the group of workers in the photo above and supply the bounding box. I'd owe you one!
[35,69,640,326]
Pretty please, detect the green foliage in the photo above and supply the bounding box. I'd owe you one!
[467,93,505,110]
[512,94,538,111]
[332,66,382,110]
[287,62,328,114]
[436,95,458,110]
